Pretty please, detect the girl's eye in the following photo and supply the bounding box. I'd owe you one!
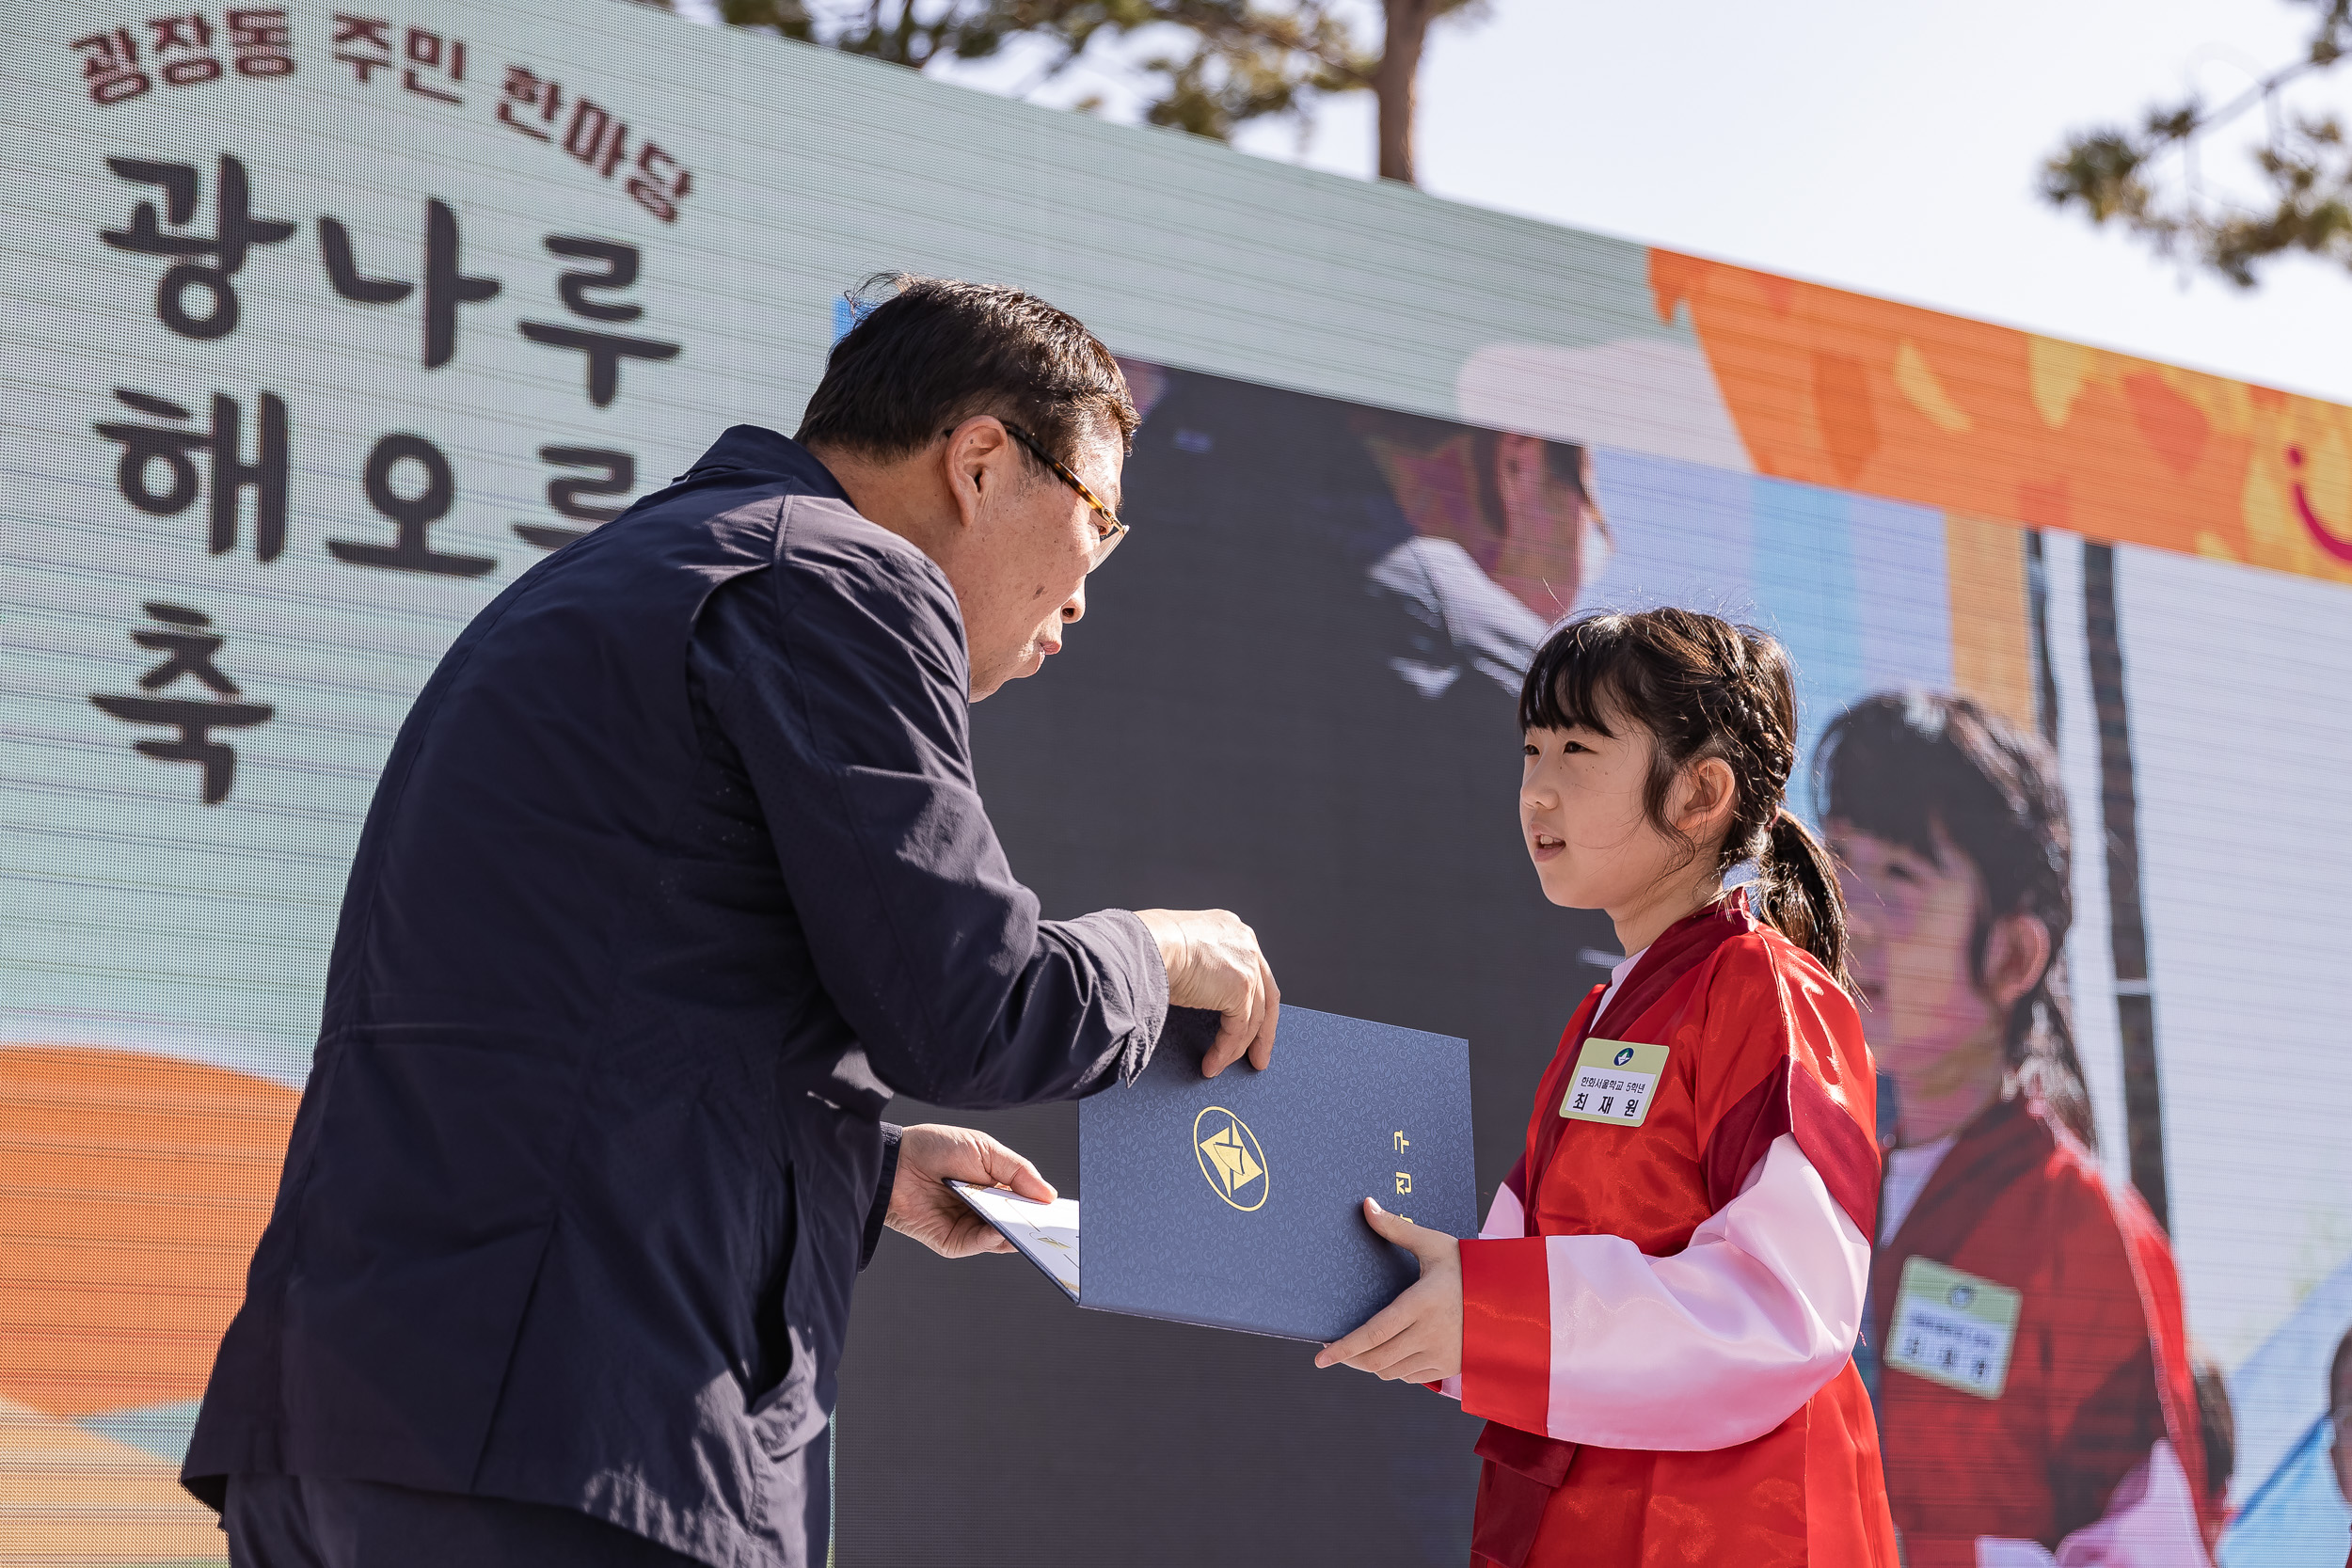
[1522,743,1540,757]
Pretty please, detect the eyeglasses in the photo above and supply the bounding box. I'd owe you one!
[1002,421,1128,569]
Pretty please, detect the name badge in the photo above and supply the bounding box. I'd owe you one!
[1884,1256,2022,1399]
[1559,1037,1667,1127]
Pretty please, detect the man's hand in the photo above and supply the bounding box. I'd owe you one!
[1134,908,1279,1077]
[884,1124,1057,1259]
[1312,1200,1462,1384]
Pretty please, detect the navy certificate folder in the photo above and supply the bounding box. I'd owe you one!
[1074,1004,1475,1343]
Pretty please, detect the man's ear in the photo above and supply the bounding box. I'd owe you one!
[1979,911,2053,1012]
[940,416,1018,535]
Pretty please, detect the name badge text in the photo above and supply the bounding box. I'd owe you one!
[1560,1037,1669,1128]
[1884,1256,2023,1400]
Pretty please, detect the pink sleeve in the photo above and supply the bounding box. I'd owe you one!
[1478,1177,1527,1240]
[2043,1439,2210,1566]
[1455,1133,1867,1449]
[1971,1437,2209,1565]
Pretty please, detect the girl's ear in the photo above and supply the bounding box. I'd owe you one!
[1672,755,1740,845]
[1979,911,2053,1011]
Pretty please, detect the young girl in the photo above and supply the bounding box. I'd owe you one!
[1316,609,1899,1567]
[1821,693,2215,1564]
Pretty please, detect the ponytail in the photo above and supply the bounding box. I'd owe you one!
[1755,806,1854,995]
[2007,964,2097,1147]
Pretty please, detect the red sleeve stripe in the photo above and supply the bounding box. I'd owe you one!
[1457,1237,1553,1437]
[1701,1061,1786,1214]
[1702,1060,1881,1239]
[1789,1066,1881,1240]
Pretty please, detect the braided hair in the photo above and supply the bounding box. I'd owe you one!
[1518,609,1852,992]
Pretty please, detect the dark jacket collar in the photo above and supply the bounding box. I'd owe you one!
[678,425,853,502]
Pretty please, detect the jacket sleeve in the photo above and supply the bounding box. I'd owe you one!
[701,513,1168,1108]
[1455,1133,1868,1448]
[860,1123,903,1269]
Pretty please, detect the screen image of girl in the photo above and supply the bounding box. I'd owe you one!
[1819,693,2217,1566]
[1315,608,1898,1567]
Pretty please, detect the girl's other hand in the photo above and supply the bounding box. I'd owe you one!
[1312,1199,1463,1384]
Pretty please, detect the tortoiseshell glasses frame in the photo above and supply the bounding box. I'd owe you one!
[1001,421,1128,569]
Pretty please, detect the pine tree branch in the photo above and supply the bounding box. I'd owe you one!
[2042,0,2352,285]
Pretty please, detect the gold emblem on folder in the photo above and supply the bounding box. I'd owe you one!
[1193,1106,1268,1212]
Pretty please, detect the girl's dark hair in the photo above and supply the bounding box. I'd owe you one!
[1518,609,1852,991]
[1816,692,2091,1145]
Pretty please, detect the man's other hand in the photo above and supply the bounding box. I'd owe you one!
[1134,909,1279,1077]
[885,1124,1056,1259]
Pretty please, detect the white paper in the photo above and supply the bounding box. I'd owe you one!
[949,1181,1082,1303]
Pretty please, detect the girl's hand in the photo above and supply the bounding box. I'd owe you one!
[1312,1199,1462,1384]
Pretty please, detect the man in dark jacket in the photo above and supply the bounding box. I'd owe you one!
[183,277,1280,1567]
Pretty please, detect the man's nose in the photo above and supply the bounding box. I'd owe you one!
[1061,579,1086,624]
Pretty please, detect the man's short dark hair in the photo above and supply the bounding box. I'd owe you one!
[796,274,1138,471]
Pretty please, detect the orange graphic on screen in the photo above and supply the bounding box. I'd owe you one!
[1651,248,2352,586]
[0,1046,296,1416]
[0,1044,295,1559]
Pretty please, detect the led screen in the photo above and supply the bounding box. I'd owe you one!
[6,4,2351,1562]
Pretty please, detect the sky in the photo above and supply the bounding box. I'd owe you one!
[1288,0,2352,405]
[685,0,2352,405]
